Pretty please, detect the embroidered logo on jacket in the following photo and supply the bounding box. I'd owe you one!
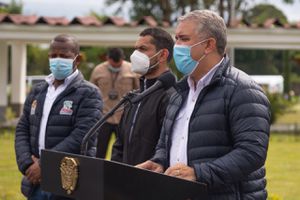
[30,100,37,115]
[60,100,73,115]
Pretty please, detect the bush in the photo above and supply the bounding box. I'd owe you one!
[267,93,293,124]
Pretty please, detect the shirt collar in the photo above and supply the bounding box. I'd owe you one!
[46,69,79,86]
[188,57,224,90]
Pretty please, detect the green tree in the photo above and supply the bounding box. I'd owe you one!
[27,45,49,75]
[104,0,252,25]
[0,0,22,14]
[244,4,288,24]
[235,49,281,75]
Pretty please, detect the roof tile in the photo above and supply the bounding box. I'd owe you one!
[132,16,158,27]
[70,16,102,26]
[0,13,7,22]
[103,16,127,26]
[0,14,299,30]
[36,16,69,26]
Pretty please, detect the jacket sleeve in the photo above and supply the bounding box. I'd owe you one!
[15,91,35,174]
[51,87,103,156]
[89,66,98,84]
[193,81,271,188]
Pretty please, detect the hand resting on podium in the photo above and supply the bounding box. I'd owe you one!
[136,160,196,182]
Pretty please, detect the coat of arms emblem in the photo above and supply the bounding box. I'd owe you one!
[60,157,79,194]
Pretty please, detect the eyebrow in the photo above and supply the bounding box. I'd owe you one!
[175,34,189,39]
[135,44,148,50]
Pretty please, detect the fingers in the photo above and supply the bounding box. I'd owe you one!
[135,161,163,173]
[164,163,196,181]
[31,155,38,162]
[25,161,41,184]
[165,163,184,176]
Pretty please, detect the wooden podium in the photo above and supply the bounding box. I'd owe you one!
[41,150,208,200]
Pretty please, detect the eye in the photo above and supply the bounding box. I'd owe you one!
[137,46,147,52]
[176,36,189,42]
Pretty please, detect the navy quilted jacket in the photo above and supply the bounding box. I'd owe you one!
[15,72,103,174]
[152,56,271,200]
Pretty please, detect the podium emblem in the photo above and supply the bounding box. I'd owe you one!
[60,157,79,194]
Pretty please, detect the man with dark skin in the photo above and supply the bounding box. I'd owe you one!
[15,34,103,199]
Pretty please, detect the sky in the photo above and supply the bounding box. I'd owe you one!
[1,0,300,23]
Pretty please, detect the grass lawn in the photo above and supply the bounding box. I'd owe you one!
[1,129,299,200]
[0,129,24,200]
[266,133,300,200]
[276,103,300,124]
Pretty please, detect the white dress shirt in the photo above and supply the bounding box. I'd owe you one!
[169,58,224,166]
[38,70,78,155]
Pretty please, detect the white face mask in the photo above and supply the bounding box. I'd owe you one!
[130,50,161,75]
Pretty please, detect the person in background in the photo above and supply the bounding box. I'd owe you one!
[111,27,176,165]
[15,34,103,200]
[90,48,139,158]
[137,10,271,200]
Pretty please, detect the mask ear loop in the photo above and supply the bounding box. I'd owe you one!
[146,49,163,72]
[188,40,209,75]
[72,55,79,70]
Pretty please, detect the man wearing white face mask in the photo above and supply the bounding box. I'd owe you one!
[90,48,139,159]
[111,27,176,165]
[137,10,271,200]
[15,34,103,200]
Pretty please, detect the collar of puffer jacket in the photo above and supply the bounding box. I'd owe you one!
[175,55,231,93]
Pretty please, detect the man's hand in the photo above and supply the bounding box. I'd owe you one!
[135,160,164,173]
[164,163,196,181]
[25,155,41,185]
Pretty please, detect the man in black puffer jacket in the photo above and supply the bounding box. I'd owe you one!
[15,34,103,200]
[137,10,271,200]
[111,27,176,165]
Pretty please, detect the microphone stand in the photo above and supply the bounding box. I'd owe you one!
[80,91,138,156]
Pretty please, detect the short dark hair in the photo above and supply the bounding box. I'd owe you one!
[139,27,174,62]
[51,34,80,54]
[107,48,124,62]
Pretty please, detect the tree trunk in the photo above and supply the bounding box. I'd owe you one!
[219,0,224,18]
[160,0,172,22]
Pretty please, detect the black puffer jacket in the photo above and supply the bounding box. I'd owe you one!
[152,56,270,200]
[15,72,103,175]
[112,71,175,165]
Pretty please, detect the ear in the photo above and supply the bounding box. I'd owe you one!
[204,38,217,54]
[159,49,169,62]
[74,53,82,67]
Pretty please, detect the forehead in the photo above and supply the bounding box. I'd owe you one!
[134,35,155,48]
[175,20,198,37]
[49,41,75,54]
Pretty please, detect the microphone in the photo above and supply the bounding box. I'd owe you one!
[130,72,176,104]
[80,91,137,155]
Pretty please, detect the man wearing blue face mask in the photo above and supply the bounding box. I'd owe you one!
[15,34,103,200]
[111,27,176,165]
[137,10,271,200]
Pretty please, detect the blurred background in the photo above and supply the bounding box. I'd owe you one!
[1,0,300,199]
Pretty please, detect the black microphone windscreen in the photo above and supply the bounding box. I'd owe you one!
[157,72,176,89]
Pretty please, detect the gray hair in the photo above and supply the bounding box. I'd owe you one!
[178,10,227,55]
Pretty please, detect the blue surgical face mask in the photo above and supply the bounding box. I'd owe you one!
[49,56,76,80]
[173,39,208,75]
